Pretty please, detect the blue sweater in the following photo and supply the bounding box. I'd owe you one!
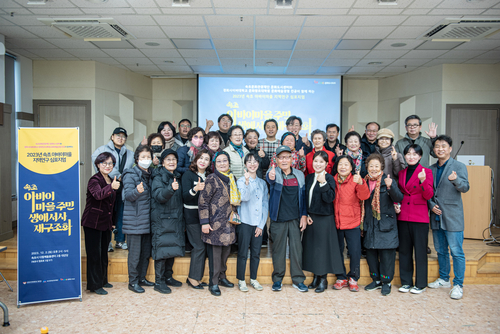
[266,166,307,222]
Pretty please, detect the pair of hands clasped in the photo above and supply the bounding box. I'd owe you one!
[431,170,458,216]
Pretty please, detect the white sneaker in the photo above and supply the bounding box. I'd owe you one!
[238,280,249,292]
[450,285,463,300]
[428,278,451,289]
[250,279,263,291]
[410,286,426,294]
[399,284,411,293]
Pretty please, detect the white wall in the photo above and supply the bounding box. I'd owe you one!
[0,33,5,103]
[342,78,379,137]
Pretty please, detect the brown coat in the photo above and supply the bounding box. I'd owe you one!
[198,171,235,246]
[81,172,116,231]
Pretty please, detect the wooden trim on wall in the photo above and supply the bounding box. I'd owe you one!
[32,100,91,136]
[0,103,3,126]
[446,104,500,135]
[16,112,35,121]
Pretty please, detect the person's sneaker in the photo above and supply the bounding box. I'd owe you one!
[410,286,426,294]
[272,281,282,291]
[94,288,108,295]
[238,280,249,292]
[399,284,411,293]
[292,282,309,292]
[449,285,463,300]
[333,279,348,290]
[250,279,263,291]
[107,241,114,252]
[381,283,391,296]
[115,242,128,250]
[348,278,359,292]
[428,278,451,289]
[365,281,382,291]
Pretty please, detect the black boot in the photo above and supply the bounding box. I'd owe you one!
[315,276,328,293]
[308,275,319,289]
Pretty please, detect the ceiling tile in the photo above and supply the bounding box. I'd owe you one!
[115,57,154,65]
[161,8,215,15]
[125,65,162,72]
[349,9,404,15]
[347,66,384,74]
[191,65,222,73]
[70,0,130,8]
[401,50,449,58]
[464,58,500,64]
[295,9,349,15]
[378,66,417,73]
[414,41,463,50]
[373,39,424,50]
[102,49,145,57]
[475,50,500,59]
[23,26,68,39]
[402,16,448,26]
[288,58,325,66]
[221,65,254,74]
[3,15,44,26]
[134,8,162,14]
[454,40,500,50]
[149,57,187,65]
[294,39,338,50]
[255,39,295,50]
[205,15,254,26]
[390,58,432,66]
[153,15,205,26]
[161,26,209,38]
[336,39,380,50]
[125,0,159,7]
[356,58,396,66]
[212,39,254,50]
[322,58,359,66]
[66,48,110,58]
[255,26,301,39]
[364,50,408,58]
[217,49,253,58]
[141,48,182,57]
[353,0,413,9]
[482,9,500,15]
[422,58,465,66]
[27,8,84,15]
[430,9,486,15]
[219,58,253,66]
[6,38,57,49]
[317,66,351,74]
[27,48,74,58]
[127,26,167,38]
[44,38,97,49]
[408,0,441,9]
[255,66,286,74]
[81,8,135,14]
[209,26,254,39]
[177,49,217,57]
[285,66,319,74]
[299,26,348,39]
[255,50,292,58]
[256,16,305,26]
[184,57,221,66]
[401,9,430,15]
[156,0,213,7]
[298,0,355,8]
[157,65,193,72]
[304,16,356,27]
[437,0,499,8]
[292,50,331,58]
[212,0,268,8]
[171,38,212,49]
[439,50,486,59]
[353,15,407,26]
[387,26,429,39]
[327,50,370,58]
[255,58,290,66]
[114,15,158,26]
[91,40,136,49]
[343,26,395,39]
[129,39,175,49]
[0,26,38,39]
[215,8,267,15]
[7,48,42,59]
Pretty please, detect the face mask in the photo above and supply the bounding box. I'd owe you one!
[151,145,163,153]
[192,138,204,147]
[138,159,152,169]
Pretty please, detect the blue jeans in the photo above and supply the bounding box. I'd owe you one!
[432,227,466,287]
[113,191,125,243]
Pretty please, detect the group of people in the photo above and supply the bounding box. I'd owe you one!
[82,113,469,300]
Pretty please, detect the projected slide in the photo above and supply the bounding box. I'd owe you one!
[198,76,341,138]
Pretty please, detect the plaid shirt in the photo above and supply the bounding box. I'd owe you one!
[270,150,306,173]
[258,138,281,160]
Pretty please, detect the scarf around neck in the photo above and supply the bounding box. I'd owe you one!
[164,137,176,149]
[230,141,244,158]
[346,148,363,172]
[219,169,241,206]
[361,172,383,225]
[187,140,205,161]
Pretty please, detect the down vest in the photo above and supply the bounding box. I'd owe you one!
[151,167,185,260]
[122,165,152,235]
[333,173,370,230]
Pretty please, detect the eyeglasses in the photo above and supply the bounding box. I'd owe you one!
[247,160,258,165]
[277,156,292,161]
[100,162,114,167]
[114,134,126,139]
[406,123,420,128]
[366,130,378,134]
[180,124,191,128]
[220,119,232,124]
[164,158,177,163]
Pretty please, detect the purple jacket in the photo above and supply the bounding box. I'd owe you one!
[81,172,116,231]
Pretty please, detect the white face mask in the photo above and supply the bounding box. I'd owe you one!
[138,159,152,169]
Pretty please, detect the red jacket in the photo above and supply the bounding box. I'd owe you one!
[81,172,116,231]
[305,147,336,176]
[333,174,371,230]
[397,165,434,223]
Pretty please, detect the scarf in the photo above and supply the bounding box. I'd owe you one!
[219,170,241,206]
[187,140,206,161]
[230,141,244,158]
[164,137,176,149]
[361,172,383,225]
[346,148,363,172]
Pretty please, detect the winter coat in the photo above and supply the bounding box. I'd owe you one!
[223,144,249,180]
[81,172,116,231]
[181,169,206,210]
[305,172,335,216]
[361,134,377,159]
[397,164,434,223]
[176,145,191,175]
[122,165,152,235]
[198,171,236,246]
[91,140,134,180]
[333,173,370,230]
[394,133,436,168]
[150,167,185,260]
[362,174,404,249]
[244,145,270,180]
[376,145,405,181]
[266,166,307,222]
[324,139,346,156]
[305,147,336,176]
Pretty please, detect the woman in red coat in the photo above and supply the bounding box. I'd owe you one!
[81,152,121,295]
[305,129,336,175]
[397,144,434,295]
[332,155,370,292]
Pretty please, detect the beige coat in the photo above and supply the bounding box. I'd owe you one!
[223,144,249,180]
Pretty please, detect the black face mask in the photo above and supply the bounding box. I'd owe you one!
[151,145,163,153]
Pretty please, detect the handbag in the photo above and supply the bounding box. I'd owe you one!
[216,176,241,225]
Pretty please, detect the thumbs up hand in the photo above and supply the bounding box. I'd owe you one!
[391,146,398,161]
[385,174,393,188]
[316,171,326,184]
[194,177,205,192]
[418,169,426,182]
[111,176,120,190]
[172,178,179,191]
[302,132,310,146]
[244,168,250,183]
[206,119,214,130]
[335,145,343,157]
[298,147,305,158]
[353,170,362,185]
[258,146,265,158]
[269,165,276,181]
[448,171,457,181]
[137,181,144,193]
[349,125,355,132]
[140,136,147,146]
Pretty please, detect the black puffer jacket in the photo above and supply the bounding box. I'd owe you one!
[151,167,185,260]
[122,165,152,235]
[362,173,404,249]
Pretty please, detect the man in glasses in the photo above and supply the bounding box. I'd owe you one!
[395,115,438,168]
[175,118,192,146]
[360,122,380,159]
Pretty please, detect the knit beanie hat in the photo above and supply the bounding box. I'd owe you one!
[376,128,395,140]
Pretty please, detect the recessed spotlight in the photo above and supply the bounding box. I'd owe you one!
[164,60,174,63]
[368,62,383,65]
[145,42,160,47]
[391,43,407,47]
[267,62,273,66]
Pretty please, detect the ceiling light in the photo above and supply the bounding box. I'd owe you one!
[276,0,293,9]
[368,62,383,65]
[27,0,47,5]
[378,0,397,5]
[267,62,273,66]
[164,60,174,63]
[145,42,160,46]
[172,0,190,7]
[86,0,109,3]
[391,43,407,47]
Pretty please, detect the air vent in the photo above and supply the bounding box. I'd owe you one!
[38,18,136,41]
[276,0,293,9]
[378,0,398,5]
[172,0,190,7]
[418,18,500,41]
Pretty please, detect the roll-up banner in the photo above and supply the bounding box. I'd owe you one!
[17,127,81,306]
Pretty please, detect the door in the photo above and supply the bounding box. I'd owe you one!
[446,105,500,227]
[33,100,92,211]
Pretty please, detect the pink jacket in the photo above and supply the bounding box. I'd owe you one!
[397,164,434,223]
